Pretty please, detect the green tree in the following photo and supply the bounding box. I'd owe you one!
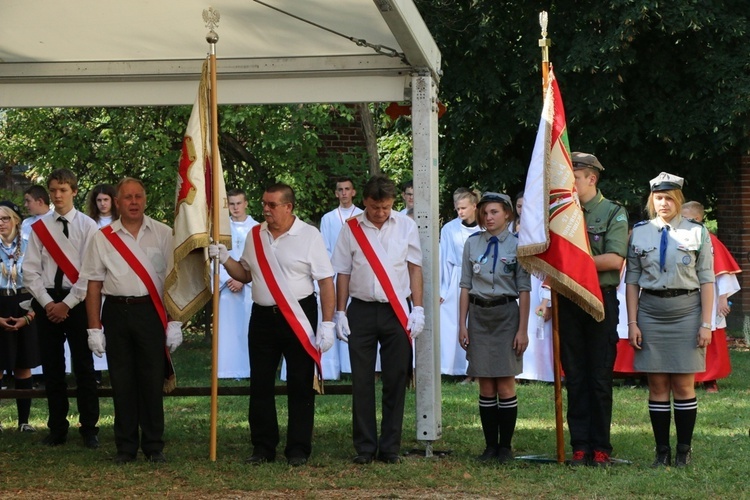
[416,0,750,215]
[0,104,370,224]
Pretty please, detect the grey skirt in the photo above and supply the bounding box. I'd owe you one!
[634,291,705,373]
[466,301,522,378]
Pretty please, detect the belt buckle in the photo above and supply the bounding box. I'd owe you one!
[272,305,280,314]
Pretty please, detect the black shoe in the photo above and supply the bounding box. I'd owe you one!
[114,452,137,464]
[569,449,589,467]
[650,445,671,468]
[497,447,514,464]
[352,453,374,465]
[245,454,273,465]
[41,433,67,446]
[476,446,499,462]
[377,453,402,464]
[146,451,167,463]
[675,444,691,467]
[83,434,99,449]
[287,456,308,467]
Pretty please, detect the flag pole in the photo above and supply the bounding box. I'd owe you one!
[205,7,221,462]
[539,11,565,464]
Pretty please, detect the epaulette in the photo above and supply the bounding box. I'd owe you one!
[633,220,649,228]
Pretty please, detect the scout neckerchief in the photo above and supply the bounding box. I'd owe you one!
[251,224,323,393]
[101,224,176,393]
[31,217,79,284]
[346,216,411,341]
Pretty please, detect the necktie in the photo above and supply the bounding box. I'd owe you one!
[481,236,499,273]
[659,225,669,273]
[53,217,69,293]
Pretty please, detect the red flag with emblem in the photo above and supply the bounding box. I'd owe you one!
[164,60,231,322]
[517,69,604,321]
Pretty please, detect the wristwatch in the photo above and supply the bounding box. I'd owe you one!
[700,322,711,330]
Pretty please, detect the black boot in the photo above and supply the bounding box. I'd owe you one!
[675,444,691,467]
[650,445,671,467]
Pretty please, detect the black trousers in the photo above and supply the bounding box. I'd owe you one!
[34,295,99,437]
[557,289,619,454]
[248,295,317,460]
[348,299,411,457]
[102,299,165,456]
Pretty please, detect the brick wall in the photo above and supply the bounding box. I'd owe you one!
[715,155,748,330]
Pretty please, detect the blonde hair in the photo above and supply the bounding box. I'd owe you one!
[647,189,684,219]
[682,200,704,222]
[453,187,480,206]
[0,205,22,258]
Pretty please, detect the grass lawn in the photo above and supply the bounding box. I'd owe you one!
[1,330,748,499]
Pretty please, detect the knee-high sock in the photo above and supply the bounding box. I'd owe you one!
[673,397,698,446]
[479,395,499,449]
[15,376,33,425]
[497,395,518,449]
[648,400,671,447]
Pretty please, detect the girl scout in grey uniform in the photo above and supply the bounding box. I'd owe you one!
[458,192,530,463]
[625,172,714,468]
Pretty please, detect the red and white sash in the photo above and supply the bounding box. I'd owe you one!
[346,217,411,341]
[101,225,176,393]
[250,225,323,386]
[31,218,80,284]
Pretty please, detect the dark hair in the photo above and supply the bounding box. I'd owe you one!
[335,176,354,187]
[24,185,50,205]
[47,168,78,191]
[363,175,397,201]
[87,184,118,221]
[227,188,247,200]
[402,179,413,192]
[265,183,295,208]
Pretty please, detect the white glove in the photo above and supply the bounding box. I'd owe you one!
[87,328,106,358]
[208,243,230,264]
[316,321,335,353]
[407,306,425,339]
[166,321,183,353]
[333,311,350,342]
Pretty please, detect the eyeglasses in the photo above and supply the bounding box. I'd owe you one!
[404,191,414,197]
[260,201,290,209]
[0,216,11,223]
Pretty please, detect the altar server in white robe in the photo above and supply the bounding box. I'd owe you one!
[439,188,480,375]
[217,189,258,379]
[319,177,364,377]
[513,192,554,382]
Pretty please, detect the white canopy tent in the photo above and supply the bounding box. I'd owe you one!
[1,0,443,453]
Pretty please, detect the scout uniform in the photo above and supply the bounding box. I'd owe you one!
[557,153,628,465]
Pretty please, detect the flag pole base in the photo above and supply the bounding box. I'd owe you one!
[516,454,633,465]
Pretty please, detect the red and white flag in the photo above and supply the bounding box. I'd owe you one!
[517,69,604,321]
[164,60,231,322]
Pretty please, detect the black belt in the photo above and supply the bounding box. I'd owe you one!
[469,295,516,308]
[255,294,316,314]
[0,287,28,297]
[106,295,152,304]
[642,289,698,298]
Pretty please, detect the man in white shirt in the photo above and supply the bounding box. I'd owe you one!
[332,174,425,465]
[82,177,179,464]
[399,180,414,215]
[23,168,100,449]
[210,183,335,467]
[319,177,363,378]
[217,188,258,379]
